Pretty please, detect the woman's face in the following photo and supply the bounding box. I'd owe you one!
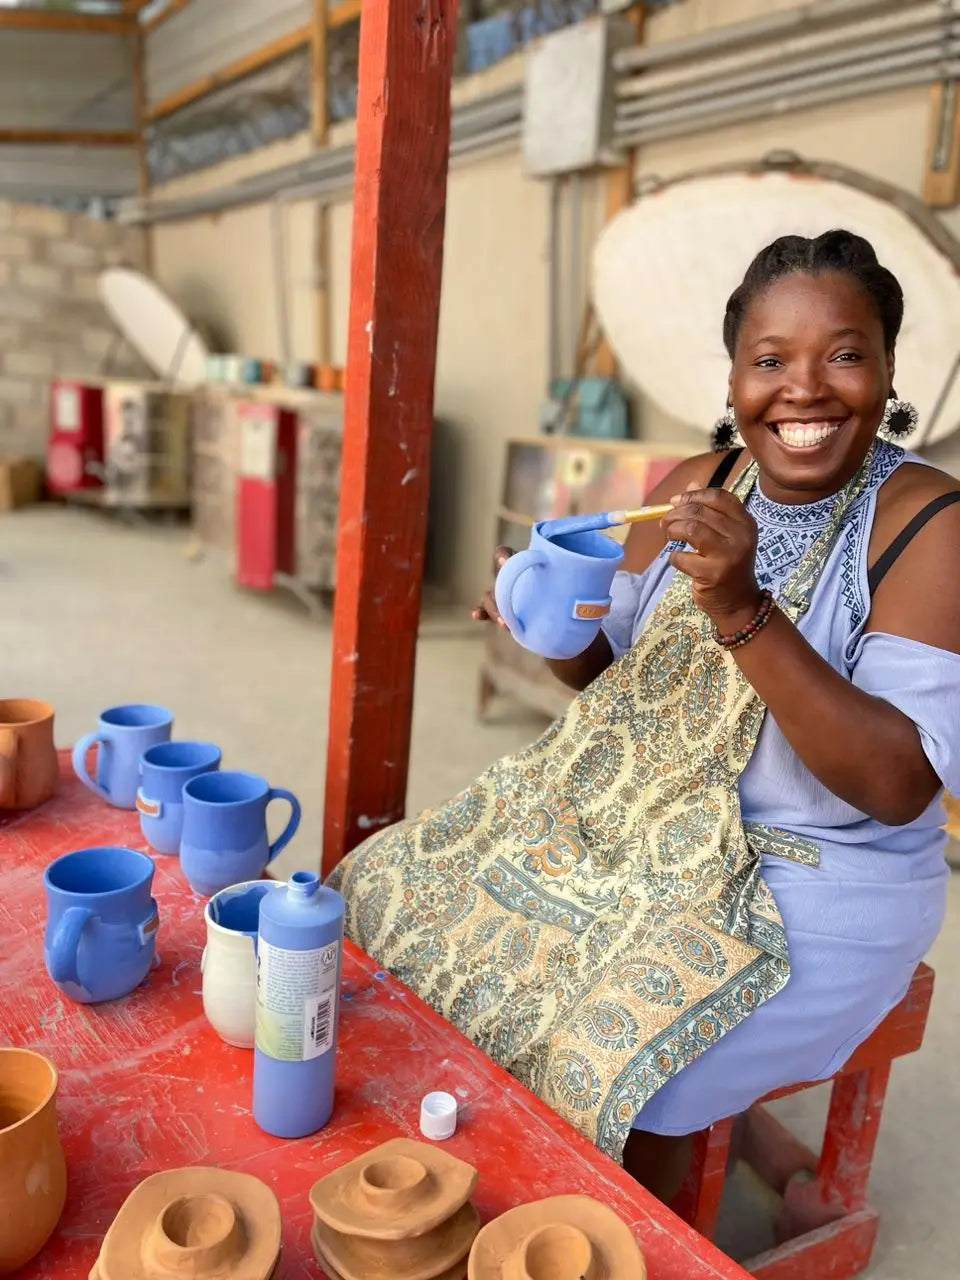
[730,270,894,504]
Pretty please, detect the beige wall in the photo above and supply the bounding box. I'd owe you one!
[151,134,319,361]
[149,4,960,601]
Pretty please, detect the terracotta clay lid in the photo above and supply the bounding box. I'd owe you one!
[467,1196,647,1280]
[309,1138,478,1242]
[91,1167,281,1280]
[312,1201,480,1279]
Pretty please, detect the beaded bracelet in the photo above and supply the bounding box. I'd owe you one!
[713,590,775,650]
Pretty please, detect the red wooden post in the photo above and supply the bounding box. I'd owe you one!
[322,0,460,877]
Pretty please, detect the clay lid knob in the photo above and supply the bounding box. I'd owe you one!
[147,1194,245,1275]
[357,1155,431,1216]
[507,1224,600,1280]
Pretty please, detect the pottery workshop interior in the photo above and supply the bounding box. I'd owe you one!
[3,0,960,1278]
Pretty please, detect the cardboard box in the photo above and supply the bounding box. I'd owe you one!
[0,458,41,511]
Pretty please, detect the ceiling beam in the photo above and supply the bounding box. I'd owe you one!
[0,10,134,35]
[144,0,194,35]
[329,0,362,28]
[146,24,310,121]
[0,129,138,146]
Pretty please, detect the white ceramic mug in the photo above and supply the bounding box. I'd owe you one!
[201,880,280,1048]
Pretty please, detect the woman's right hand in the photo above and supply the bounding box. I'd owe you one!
[471,546,514,628]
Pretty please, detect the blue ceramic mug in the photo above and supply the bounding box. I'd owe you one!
[137,741,222,856]
[180,770,301,897]
[43,846,159,1004]
[72,704,174,810]
[494,523,625,660]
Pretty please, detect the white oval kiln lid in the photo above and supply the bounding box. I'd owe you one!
[592,165,960,445]
[98,267,209,388]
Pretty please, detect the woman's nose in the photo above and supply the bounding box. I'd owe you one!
[781,363,827,403]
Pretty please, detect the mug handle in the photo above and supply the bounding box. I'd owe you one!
[266,789,301,862]
[72,732,111,801]
[493,549,547,638]
[0,728,17,807]
[139,901,160,946]
[48,906,93,985]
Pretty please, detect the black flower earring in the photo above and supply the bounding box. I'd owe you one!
[711,405,740,452]
[880,390,919,440]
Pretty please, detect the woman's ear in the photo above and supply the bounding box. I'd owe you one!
[886,352,896,391]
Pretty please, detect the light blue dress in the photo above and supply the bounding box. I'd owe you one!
[600,442,956,1136]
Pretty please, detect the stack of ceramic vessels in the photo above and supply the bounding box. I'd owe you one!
[309,1137,480,1280]
[89,1167,282,1280]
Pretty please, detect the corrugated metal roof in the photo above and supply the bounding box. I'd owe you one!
[0,2,124,11]
[0,30,133,130]
[0,143,137,201]
[145,0,311,111]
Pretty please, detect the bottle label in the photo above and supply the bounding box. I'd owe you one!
[255,939,340,1062]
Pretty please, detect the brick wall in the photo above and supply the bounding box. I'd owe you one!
[0,201,151,460]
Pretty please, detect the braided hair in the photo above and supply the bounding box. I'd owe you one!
[722,230,904,359]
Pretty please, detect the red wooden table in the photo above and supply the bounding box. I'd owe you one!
[1,758,751,1279]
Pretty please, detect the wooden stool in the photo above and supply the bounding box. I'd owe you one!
[671,963,935,1279]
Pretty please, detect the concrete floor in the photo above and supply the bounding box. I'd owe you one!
[2,505,956,1277]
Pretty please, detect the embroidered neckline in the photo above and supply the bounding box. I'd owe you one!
[748,440,903,529]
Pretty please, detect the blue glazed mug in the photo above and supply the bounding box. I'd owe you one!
[180,770,301,897]
[137,740,222,856]
[43,846,159,1004]
[494,523,625,661]
[72,704,174,810]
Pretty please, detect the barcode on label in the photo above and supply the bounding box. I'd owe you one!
[310,997,333,1054]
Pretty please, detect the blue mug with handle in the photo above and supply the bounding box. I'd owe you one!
[137,741,222,856]
[43,846,159,1004]
[494,523,625,660]
[180,770,301,897]
[73,704,174,810]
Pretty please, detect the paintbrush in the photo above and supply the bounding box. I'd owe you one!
[539,504,673,540]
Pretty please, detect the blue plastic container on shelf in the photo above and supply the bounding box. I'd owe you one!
[253,871,344,1138]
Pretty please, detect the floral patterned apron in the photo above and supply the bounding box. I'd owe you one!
[330,453,873,1160]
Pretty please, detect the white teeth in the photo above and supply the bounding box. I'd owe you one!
[774,421,843,449]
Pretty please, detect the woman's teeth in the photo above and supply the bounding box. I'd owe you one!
[772,421,843,448]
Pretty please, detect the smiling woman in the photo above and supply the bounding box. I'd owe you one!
[331,229,960,1204]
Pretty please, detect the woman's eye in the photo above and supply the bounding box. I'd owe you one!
[755,357,782,369]
[833,351,862,362]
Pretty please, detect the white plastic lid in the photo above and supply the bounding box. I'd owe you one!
[420,1091,458,1141]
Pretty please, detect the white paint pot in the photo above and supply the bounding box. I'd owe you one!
[202,879,281,1049]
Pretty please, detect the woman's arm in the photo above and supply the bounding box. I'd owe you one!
[663,475,960,826]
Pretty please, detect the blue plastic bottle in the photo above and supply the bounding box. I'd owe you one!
[253,871,344,1138]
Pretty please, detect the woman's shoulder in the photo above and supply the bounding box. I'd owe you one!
[644,449,750,501]
[868,451,960,647]
[621,450,730,574]
[873,452,960,549]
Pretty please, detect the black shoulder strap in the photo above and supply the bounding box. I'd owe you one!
[868,491,960,594]
[708,447,744,490]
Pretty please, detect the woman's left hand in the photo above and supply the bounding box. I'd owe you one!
[661,485,763,633]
